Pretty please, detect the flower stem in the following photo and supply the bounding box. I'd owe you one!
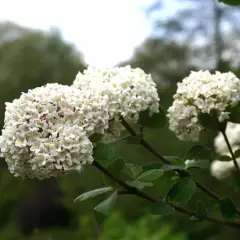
[92,160,240,229]
[221,129,240,174]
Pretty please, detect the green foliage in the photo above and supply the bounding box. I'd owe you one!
[185,160,210,170]
[124,163,143,179]
[218,155,232,161]
[195,200,208,221]
[139,105,166,129]
[94,190,118,216]
[150,202,175,216]
[126,180,154,189]
[219,196,237,220]
[74,187,113,202]
[167,178,197,204]
[93,143,116,161]
[199,113,220,131]
[136,169,164,181]
[219,0,240,5]
[186,145,212,161]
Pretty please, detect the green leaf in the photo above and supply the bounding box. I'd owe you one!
[162,164,184,172]
[167,178,196,204]
[199,113,220,131]
[124,163,143,179]
[126,180,154,189]
[234,148,240,158]
[103,158,125,186]
[196,200,208,220]
[218,155,232,162]
[219,196,237,220]
[150,202,175,216]
[139,105,166,129]
[74,187,113,202]
[165,156,185,165]
[219,0,240,5]
[142,162,162,172]
[136,169,164,182]
[94,190,118,216]
[186,145,212,160]
[93,143,115,161]
[185,160,210,170]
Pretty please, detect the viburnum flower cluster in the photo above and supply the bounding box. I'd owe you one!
[0,66,160,179]
[0,84,109,179]
[73,66,160,142]
[167,71,240,141]
[211,122,240,180]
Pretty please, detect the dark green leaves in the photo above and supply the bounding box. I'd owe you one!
[219,196,237,220]
[94,190,118,215]
[229,104,240,123]
[74,187,113,202]
[219,0,240,6]
[186,145,212,161]
[126,180,154,189]
[234,148,240,158]
[139,106,166,129]
[103,158,125,186]
[125,135,141,144]
[93,143,115,161]
[167,178,196,204]
[195,200,208,220]
[124,163,143,179]
[136,169,164,181]
[218,155,232,162]
[185,160,210,170]
[199,113,220,131]
[162,164,184,171]
[150,202,175,216]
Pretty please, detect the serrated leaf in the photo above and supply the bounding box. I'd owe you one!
[126,180,154,189]
[124,163,143,179]
[142,162,162,172]
[103,158,125,186]
[93,143,115,161]
[196,200,208,220]
[219,196,237,220]
[234,148,240,158]
[74,187,113,202]
[136,169,164,182]
[218,155,232,162]
[162,164,184,171]
[167,178,196,204]
[186,145,212,160]
[139,105,166,129]
[185,160,210,170]
[94,190,118,216]
[150,202,175,216]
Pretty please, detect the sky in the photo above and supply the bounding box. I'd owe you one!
[0,0,180,66]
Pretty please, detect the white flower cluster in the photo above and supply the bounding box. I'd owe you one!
[168,71,240,141]
[73,66,160,141]
[211,122,240,180]
[0,83,109,179]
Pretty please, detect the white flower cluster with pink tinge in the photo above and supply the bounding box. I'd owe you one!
[168,71,240,141]
[211,122,240,180]
[0,84,109,179]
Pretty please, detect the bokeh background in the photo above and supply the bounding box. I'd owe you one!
[1,0,240,239]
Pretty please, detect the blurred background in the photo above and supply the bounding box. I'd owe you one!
[0,0,240,239]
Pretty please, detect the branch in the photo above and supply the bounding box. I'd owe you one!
[120,118,240,216]
[221,129,240,173]
[92,160,240,230]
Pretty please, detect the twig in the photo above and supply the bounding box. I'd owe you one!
[92,160,240,229]
[221,130,240,173]
[120,118,240,216]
